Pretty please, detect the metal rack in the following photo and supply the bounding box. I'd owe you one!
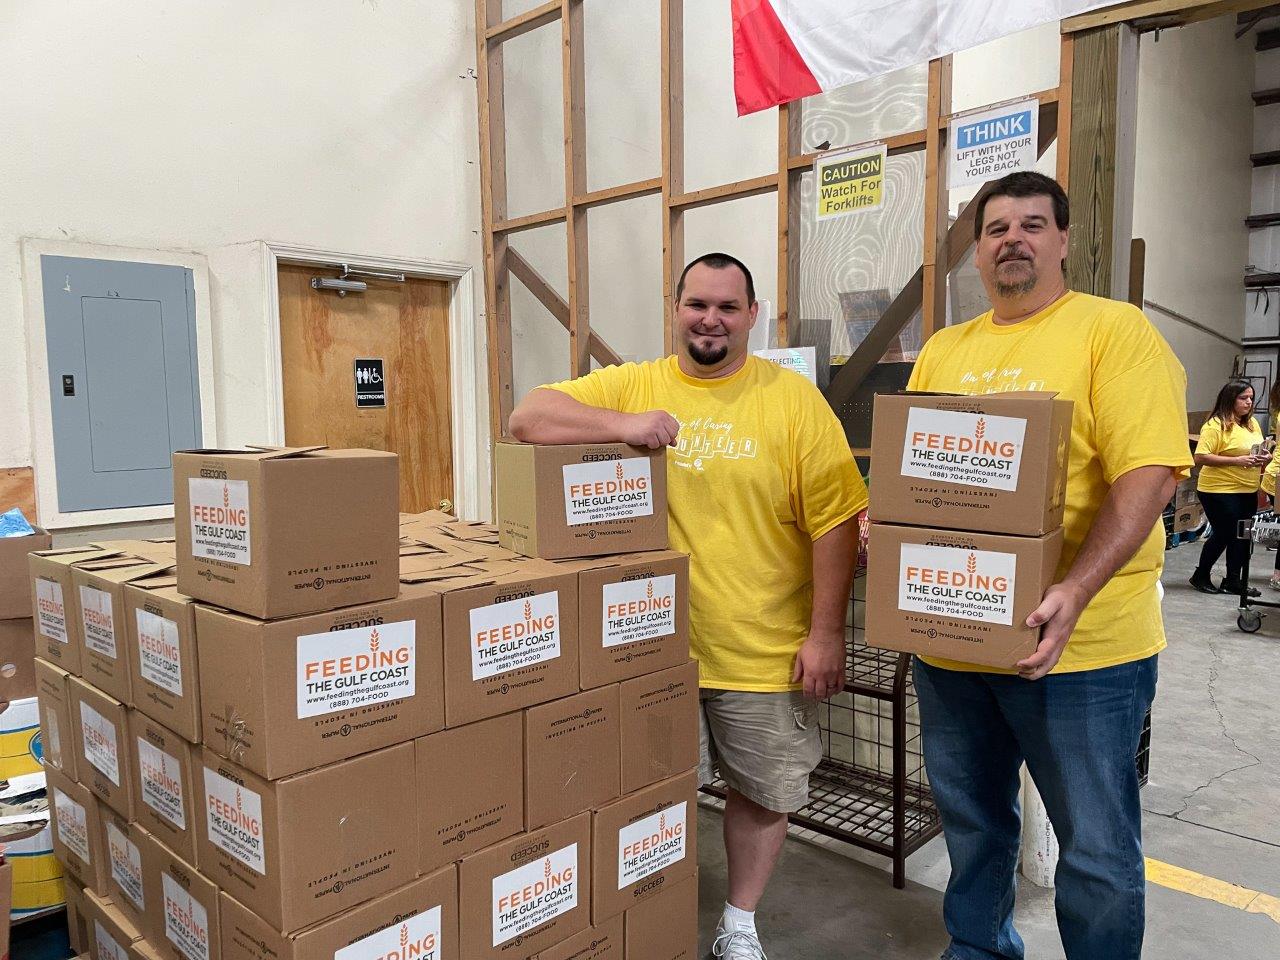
[702,567,942,888]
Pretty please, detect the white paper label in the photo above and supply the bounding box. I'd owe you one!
[53,787,91,863]
[162,873,212,960]
[44,704,62,762]
[35,578,68,644]
[562,457,654,526]
[296,620,416,719]
[188,478,251,565]
[79,585,118,660]
[899,543,1017,626]
[138,737,187,830]
[203,767,266,875]
[754,346,818,385]
[95,920,129,960]
[492,843,579,947]
[602,575,676,648]
[470,590,561,681]
[617,801,688,889]
[900,408,1027,491]
[80,700,121,785]
[949,98,1038,189]
[337,906,443,960]
[107,820,145,911]
[137,609,184,695]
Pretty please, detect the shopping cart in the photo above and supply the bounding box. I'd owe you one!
[1234,511,1280,633]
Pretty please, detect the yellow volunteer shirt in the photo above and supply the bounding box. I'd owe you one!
[1263,442,1279,497]
[1194,417,1263,494]
[906,291,1192,674]
[545,355,869,691]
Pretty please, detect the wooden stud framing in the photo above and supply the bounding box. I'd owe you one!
[1057,33,1076,189]
[563,0,590,377]
[921,56,953,340]
[661,0,684,356]
[777,101,802,346]
[1062,0,1274,32]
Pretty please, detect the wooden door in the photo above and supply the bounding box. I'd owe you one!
[278,263,454,514]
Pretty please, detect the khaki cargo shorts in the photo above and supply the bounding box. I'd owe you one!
[698,689,823,813]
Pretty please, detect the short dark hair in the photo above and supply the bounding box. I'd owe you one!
[675,252,756,305]
[973,171,1070,240]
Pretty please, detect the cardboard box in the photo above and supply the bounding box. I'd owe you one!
[84,887,143,960]
[416,713,524,875]
[865,523,1064,668]
[1173,504,1205,533]
[218,866,458,960]
[525,687,620,830]
[135,827,221,960]
[195,584,444,780]
[73,554,174,704]
[172,447,400,620]
[196,742,416,933]
[123,572,203,743]
[531,915,624,960]
[869,392,1073,536]
[0,527,51,619]
[0,617,37,702]
[0,695,42,779]
[567,551,690,689]
[458,814,591,960]
[624,872,698,960]
[29,545,110,674]
[590,771,697,924]
[65,876,89,954]
[70,676,135,819]
[35,657,76,779]
[99,804,147,932]
[618,661,700,795]
[46,765,107,895]
[129,711,199,866]
[1174,478,1199,508]
[424,557,579,728]
[495,442,668,560]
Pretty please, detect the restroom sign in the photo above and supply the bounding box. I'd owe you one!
[949,98,1038,189]
[355,358,386,408]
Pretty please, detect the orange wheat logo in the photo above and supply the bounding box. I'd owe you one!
[370,629,380,652]
[646,580,654,599]
[975,418,986,440]
[400,925,409,948]
[223,484,230,507]
[524,600,532,620]
[967,554,977,574]
[544,858,552,879]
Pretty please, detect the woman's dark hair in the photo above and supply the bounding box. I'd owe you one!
[1210,378,1255,433]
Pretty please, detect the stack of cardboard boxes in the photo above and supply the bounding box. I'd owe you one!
[865,392,1073,667]
[35,442,699,960]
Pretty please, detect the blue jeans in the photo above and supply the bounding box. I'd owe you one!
[914,656,1158,960]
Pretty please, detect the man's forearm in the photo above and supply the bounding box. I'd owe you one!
[1062,465,1178,601]
[509,389,623,444]
[810,518,859,637]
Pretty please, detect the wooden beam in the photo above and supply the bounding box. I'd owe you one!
[922,57,953,341]
[493,207,568,235]
[1066,24,1139,299]
[777,102,802,347]
[1252,150,1280,168]
[574,177,664,209]
[1057,33,1075,189]
[1247,212,1280,228]
[475,0,514,442]
[661,0,685,356]
[669,174,779,211]
[1129,237,1146,307]
[485,0,561,43]
[1063,0,1275,32]
[1253,87,1280,107]
[788,129,928,171]
[507,248,625,367]
[562,0,590,377]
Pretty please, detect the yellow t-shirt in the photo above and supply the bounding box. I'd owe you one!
[1263,441,1279,497]
[906,291,1192,674]
[545,355,869,691]
[1194,417,1263,494]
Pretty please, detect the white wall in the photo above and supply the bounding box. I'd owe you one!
[1133,17,1254,411]
[1,1,485,527]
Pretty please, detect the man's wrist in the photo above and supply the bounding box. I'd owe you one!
[808,624,845,645]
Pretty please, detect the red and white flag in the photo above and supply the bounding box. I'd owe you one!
[732,0,1115,115]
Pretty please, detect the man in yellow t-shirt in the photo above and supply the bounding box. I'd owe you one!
[510,253,868,960]
[904,172,1191,960]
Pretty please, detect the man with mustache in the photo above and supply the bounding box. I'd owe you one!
[905,171,1192,959]
[510,252,868,960]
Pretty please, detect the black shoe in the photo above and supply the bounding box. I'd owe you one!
[1189,572,1222,594]
[1221,579,1262,598]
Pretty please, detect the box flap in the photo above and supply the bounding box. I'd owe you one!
[176,445,327,460]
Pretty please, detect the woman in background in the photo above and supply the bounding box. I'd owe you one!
[1190,379,1266,595]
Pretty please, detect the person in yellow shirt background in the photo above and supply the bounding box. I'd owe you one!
[509,252,868,960]
[903,172,1191,960]
[1189,380,1267,596]
[1258,379,1280,589]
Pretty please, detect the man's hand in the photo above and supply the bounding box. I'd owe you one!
[1017,581,1091,681]
[792,630,846,700]
[617,410,681,449]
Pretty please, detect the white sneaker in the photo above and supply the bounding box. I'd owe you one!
[711,924,768,959]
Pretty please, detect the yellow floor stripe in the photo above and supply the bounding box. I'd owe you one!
[1145,857,1280,924]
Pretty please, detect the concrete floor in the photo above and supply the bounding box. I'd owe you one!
[695,543,1280,958]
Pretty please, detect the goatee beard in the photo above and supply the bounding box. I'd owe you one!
[995,261,1037,298]
[688,340,729,366]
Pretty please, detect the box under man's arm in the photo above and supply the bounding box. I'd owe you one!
[510,387,679,449]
